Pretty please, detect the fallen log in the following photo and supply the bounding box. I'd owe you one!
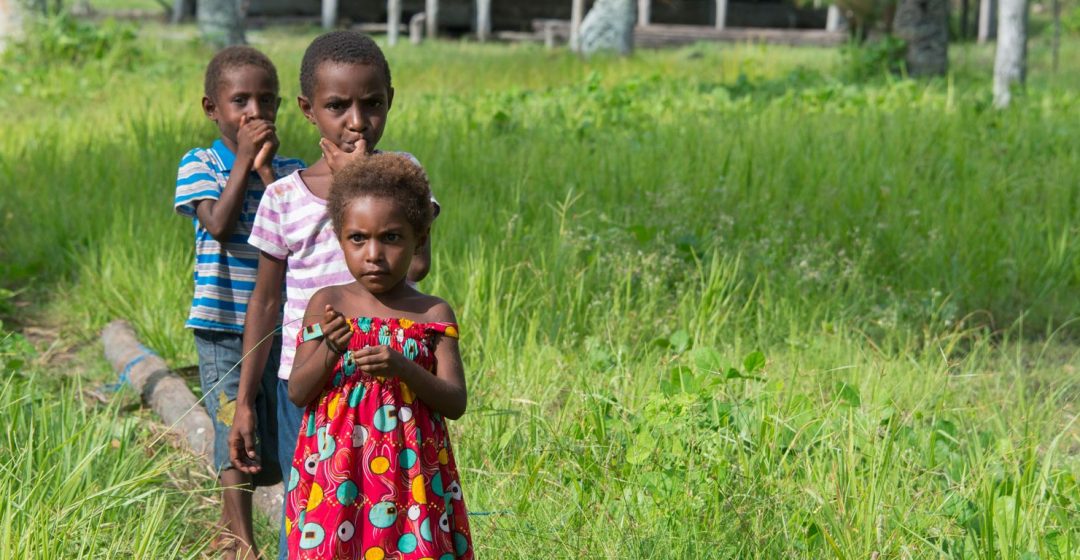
[101,320,284,523]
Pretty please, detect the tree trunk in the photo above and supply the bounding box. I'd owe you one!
[198,0,245,48]
[993,0,1027,107]
[569,0,584,52]
[893,0,949,77]
[579,0,635,56]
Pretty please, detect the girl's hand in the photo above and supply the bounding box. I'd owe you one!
[320,137,367,175]
[352,345,408,377]
[322,305,352,354]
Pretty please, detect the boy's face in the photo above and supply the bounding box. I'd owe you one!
[338,196,424,294]
[202,64,280,149]
[299,62,393,155]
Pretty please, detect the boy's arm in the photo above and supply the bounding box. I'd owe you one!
[195,117,275,242]
[228,251,285,474]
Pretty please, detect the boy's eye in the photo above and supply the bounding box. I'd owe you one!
[384,233,400,242]
[232,96,246,104]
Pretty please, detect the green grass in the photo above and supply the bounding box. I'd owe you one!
[2,20,1080,558]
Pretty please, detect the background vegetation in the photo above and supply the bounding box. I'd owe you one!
[1,19,1079,558]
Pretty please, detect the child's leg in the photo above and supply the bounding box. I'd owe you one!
[275,378,305,560]
[194,330,261,558]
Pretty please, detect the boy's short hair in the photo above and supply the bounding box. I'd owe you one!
[204,45,279,99]
[300,31,392,99]
[328,154,432,236]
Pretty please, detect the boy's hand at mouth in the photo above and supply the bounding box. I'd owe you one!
[237,114,277,173]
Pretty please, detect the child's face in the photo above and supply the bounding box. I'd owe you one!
[202,64,280,148]
[337,195,425,294]
[299,62,393,155]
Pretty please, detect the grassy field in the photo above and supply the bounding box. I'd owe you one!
[2,19,1080,558]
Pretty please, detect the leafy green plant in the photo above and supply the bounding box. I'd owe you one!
[841,35,908,81]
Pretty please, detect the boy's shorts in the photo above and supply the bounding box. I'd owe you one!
[194,329,282,486]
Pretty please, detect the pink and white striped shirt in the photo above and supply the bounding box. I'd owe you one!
[248,154,434,379]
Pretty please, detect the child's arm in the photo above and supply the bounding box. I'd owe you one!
[195,116,276,241]
[228,252,285,474]
[408,237,431,283]
[352,302,466,419]
[288,295,354,408]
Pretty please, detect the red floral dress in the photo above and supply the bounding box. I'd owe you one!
[285,317,473,560]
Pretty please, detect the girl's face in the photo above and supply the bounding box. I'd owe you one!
[299,62,393,155]
[338,195,425,294]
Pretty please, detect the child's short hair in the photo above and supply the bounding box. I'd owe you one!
[328,154,433,236]
[204,45,279,99]
[300,31,392,99]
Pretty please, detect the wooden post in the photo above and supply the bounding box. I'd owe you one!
[715,0,727,29]
[387,0,401,45]
[321,0,338,30]
[544,21,556,48]
[826,4,843,31]
[476,0,491,41]
[410,12,426,44]
[425,0,438,39]
[569,0,584,52]
[638,0,650,26]
[978,0,995,42]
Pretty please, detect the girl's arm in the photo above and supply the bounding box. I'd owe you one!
[353,302,466,419]
[228,252,285,473]
[288,293,354,408]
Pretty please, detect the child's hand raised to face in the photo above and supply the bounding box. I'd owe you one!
[321,304,353,355]
[320,136,368,175]
[237,114,278,171]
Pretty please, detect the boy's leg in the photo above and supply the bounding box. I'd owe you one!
[275,378,305,560]
[194,330,260,559]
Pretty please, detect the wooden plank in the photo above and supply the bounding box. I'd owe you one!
[532,19,846,47]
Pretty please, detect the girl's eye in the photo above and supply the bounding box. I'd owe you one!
[349,234,365,243]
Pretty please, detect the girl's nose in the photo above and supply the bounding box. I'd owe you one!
[346,107,363,130]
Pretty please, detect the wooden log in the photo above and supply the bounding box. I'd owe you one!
[387,0,401,45]
[569,0,584,51]
[101,320,284,524]
[425,0,438,38]
[476,0,491,41]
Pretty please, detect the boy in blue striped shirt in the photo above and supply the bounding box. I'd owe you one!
[173,45,304,560]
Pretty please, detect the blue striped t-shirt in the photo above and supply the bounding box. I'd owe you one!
[174,139,305,333]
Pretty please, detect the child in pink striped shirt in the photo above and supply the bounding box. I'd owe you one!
[226,31,437,559]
